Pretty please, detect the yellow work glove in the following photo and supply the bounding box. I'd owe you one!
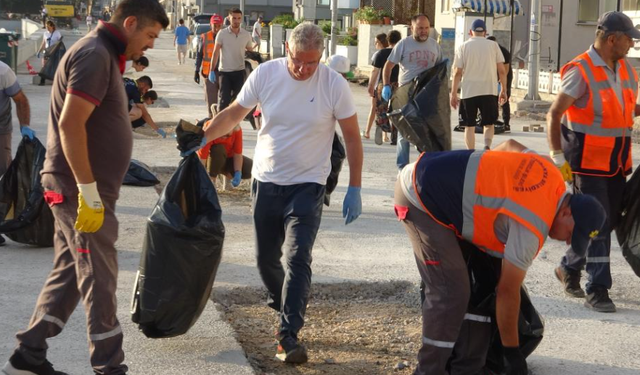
[550,150,573,182]
[75,182,104,233]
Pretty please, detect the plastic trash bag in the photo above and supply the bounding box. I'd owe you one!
[131,153,225,338]
[451,242,544,374]
[388,60,452,153]
[123,159,160,187]
[616,169,640,277]
[0,137,54,247]
[39,40,66,81]
[324,132,345,206]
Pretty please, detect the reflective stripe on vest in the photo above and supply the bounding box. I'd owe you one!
[201,31,216,75]
[560,52,637,175]
[460,151,564,256]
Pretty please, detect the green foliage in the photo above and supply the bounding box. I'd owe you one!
[319,20,336,36]
[339,35,358,46]
[354,6,382,22]
[270,14,301,29]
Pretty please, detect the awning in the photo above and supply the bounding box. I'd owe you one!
[453,0,524,16]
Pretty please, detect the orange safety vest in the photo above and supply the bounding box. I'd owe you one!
[560,51,637,176]
[414,151,566,258]
[201,31,216,75]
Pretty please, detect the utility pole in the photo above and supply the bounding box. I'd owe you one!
[525,0,541,100]
[330,0,337,56]
[240,0,245,26]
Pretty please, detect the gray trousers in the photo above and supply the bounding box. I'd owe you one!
[252,180,325,339]
[15,194,127,374]
[204,77,219,118]
[0,133,12,177]
[394,180,492,375]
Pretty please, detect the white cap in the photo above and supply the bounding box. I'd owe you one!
[327,55,350,74]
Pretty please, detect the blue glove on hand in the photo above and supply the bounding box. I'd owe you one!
[156,128,167,138]
[342,186,362,225]
[381,85,392,101]
[231,170,242,187]
[180,138,207,157]
[37,52,41,59]
[20,126,35,140]
[208,70,216,83]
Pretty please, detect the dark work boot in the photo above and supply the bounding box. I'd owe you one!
[554,266,586,298]
[2,352,68,375]
[275,335,308,364]
[584,288,616,313]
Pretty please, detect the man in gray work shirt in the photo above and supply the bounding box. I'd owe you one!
[381,14,441,171]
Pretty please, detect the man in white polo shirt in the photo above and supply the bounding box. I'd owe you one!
[209,8,253,112]
[200,22,363,365]
[450,19,507,151]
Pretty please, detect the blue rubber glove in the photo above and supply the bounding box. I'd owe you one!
[180,138,207,157]
[208,70,216,83]
[37,52,41,59]
[381,85,392,101]
[20,126,35,140]
[231,170,242,187]
[342,186,362,225]
[156,128,167,138]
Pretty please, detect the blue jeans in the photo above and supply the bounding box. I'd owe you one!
[252,180,325,339]
[396,132,410,170]
[561,172,626,294]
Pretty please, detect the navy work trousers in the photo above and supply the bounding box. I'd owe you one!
[252,180,325,339]
[561,172,626,293]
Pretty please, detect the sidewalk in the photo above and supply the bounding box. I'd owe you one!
[1,26,640,375]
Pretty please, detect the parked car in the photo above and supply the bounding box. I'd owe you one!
[191,13,214,25]
[188,22,211,59]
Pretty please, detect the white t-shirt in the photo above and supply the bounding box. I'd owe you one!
[236,58,356,185]
[44,30,62,48]
[252,22,262,38]
[453,36,504,99]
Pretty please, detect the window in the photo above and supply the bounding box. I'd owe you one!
[579,0,618,23]
[441,0,451,12]
[317,0,329,6]
[622,0,640,11]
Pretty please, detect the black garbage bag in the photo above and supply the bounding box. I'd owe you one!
[451,242,544,374]
[39,40,66,81]
[131,153,225,338]
[324,132,346,206]
[0,137,54,247]
[123,159,160,187]
[616,169,640,277]
[388,60,452,153]
[176,119,205,154]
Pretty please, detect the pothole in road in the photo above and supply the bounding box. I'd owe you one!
[213,281,423,375]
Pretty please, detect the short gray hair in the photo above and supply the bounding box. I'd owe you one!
[289,22,325,53]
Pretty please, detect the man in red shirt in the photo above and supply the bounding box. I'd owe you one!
[198,125,252,188]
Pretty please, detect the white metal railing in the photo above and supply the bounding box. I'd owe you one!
[513,69,561,95]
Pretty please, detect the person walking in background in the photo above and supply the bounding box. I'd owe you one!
[86,14,93,31]
[252,16,263,52]
[547,11,640,313]
[364,31,401,144]
[199,23,363,365]
[363,33,388,141]
[37,21,62,86]
[487,35,513,132]
[0,60,33,246]
[1,1,168,373]
[174,18,190,65]
[210,8,253,113]
[450,19,507,150]
[194,14,223,118]
[382,14,441,171]
[41,6,47,28]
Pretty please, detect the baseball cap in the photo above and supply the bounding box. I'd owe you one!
[597,11,640,39]
[471,19,486,32]
[569,194,607,257]
[327,55,354,78]
[210,14,223,25]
